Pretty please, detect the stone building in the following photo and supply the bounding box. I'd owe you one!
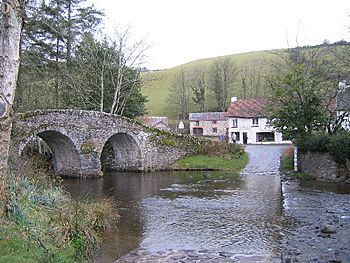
[189,112,228,138]
[137,116,170,131]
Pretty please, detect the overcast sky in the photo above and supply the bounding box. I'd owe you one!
[90,0,350,69]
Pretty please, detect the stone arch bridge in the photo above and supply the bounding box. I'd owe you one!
[12,110,193,177]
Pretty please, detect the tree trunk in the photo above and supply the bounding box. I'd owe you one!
[66,0,72,65]
[0,0,26,174]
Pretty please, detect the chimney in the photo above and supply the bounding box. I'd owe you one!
[231,97,237,102]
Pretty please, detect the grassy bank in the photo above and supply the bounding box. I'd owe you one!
[280,145,294,171]
[172,142,248,172]
[172,154,248,171]
[280,145,313,180]
[0,159,118,263]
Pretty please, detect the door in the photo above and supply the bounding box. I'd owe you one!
[243,132,248,144]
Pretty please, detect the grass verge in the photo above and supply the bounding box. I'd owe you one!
[280,145,314,180]
[172,153,248,171]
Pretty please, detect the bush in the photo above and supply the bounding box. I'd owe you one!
[199,141,245,159]
[295,131,350,165]
[328,132,350,165]
[296,132,330,153]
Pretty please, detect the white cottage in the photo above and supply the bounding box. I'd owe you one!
[336,81,350,131]
[227,97,290,144]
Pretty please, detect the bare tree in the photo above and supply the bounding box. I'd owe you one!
[0,0,27,174]
[190,66,206,112]
[239,64,264,99]
[168,68,191,119]
[209,57,236,111]
[60,28,148,116]
[109,27,148,115]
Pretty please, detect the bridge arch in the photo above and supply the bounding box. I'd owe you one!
[21,130,81,176]
[100,132,143,171]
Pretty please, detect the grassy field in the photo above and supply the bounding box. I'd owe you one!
[141,44,348,120]
[141,49,282,119]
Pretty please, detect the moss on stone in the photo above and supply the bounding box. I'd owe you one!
[80,142,96,154]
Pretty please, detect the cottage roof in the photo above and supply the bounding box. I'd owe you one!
[137,116,169,128]
[189,112,227,121]
[227,99,267,118]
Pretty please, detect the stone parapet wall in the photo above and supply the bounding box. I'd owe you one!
[299,151,348,182]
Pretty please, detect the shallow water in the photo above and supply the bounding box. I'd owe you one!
[63,145,289,262]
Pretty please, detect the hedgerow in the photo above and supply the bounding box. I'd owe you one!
[296,131,350,165]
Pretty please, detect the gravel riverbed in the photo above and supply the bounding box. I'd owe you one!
[281,175,350,263]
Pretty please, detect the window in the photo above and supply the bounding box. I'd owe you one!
[232,119,238,128]
[193,127,203,136]
[252,118,259,126]
[195,121,199,126]
[266,119,272,126]
[212,127,218,133]
[256,132,275,142]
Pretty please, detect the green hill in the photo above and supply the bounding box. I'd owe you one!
[141,49,282,119]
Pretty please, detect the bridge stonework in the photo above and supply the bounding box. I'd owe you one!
[12,110,192,177]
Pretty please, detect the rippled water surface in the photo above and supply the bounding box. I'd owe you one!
[64,145,289,262]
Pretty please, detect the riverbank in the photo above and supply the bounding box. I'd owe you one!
[281,174,350,263]
[280,146,350,262]
[0,159,119,263]
[171,153,248,171]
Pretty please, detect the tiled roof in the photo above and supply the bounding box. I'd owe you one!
[137,116,169,127]
[189,112,227,121]
[227,99,267,118]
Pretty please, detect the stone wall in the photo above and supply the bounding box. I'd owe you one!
[299,151,348,182]
[144,143,188,171]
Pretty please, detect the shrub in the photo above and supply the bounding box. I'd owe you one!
[198,141,245,159]
[328,132,350,165]
[296,132,330,153]
[295,131,350,165]
[226,143,245,159]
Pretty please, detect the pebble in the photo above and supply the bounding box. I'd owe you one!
[320,224,337,234]
[115,248,280,263]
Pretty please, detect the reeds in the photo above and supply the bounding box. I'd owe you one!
[1,157,119,262]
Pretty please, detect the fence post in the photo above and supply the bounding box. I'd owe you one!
[294,146,298,172]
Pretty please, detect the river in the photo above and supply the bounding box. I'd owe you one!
[63,145,350,262]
